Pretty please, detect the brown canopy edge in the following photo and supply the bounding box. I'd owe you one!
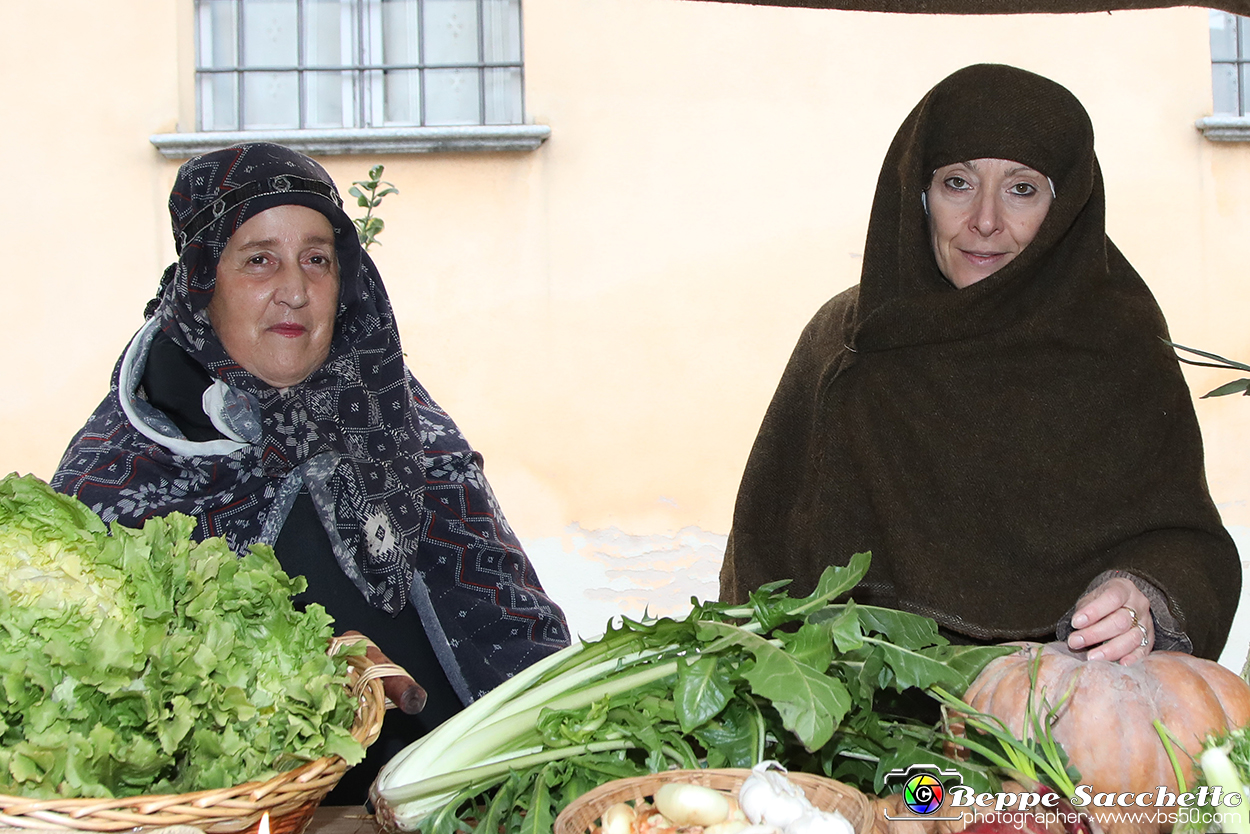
[686,0,1248,15]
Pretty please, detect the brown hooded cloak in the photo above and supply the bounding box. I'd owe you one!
[719,64,1240,660]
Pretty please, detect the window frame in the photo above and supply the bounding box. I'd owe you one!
[1199,10,1250,141]
[153,0,549,157]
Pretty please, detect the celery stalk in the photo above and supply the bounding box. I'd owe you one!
[1200,746,1250,834]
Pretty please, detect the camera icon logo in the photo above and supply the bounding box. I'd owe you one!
[881,763,964,821]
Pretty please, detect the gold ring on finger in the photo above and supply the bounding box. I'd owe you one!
[1121,605,1139,628]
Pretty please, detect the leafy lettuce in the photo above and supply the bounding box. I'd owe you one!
[0,473,364,798]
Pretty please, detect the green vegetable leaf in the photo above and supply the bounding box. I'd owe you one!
[696,621,851,750]
[518,764,555,834]
[691,699,765,768]
[929,644,1020,689]
[856,606,945,650]
[747,653,851,751]
[782,620,836,671]
[809,552,872,605]
[746,554,870,632]
[674,655,733,732]
[1168,341,1250,372]
[846,644,886,701]
[863,639,967,691]
[0,474,360,799]
[474,771,522,834]
[821,603,865,653]
[1203,378,1250,398]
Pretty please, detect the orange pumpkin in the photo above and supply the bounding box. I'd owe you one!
[962,642,1250,798]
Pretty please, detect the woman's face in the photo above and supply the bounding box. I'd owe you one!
[207,204,340,389]
[926,158,1053,289]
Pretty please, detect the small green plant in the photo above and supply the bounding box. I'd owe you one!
[1170,342,1250,398]
[1169,342,1250,687]
[350,164,399,251]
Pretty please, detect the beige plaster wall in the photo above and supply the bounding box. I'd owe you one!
[0,0,182,483]
[2,1,1249,658]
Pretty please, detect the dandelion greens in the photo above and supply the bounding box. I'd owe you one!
[372,553,1015,833]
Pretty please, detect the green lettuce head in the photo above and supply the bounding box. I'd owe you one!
[0,474,362,799]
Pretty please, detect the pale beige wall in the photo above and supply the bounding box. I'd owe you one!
[1194,131,1250,534]
[0,0,183,482]
[2,1,1249,655]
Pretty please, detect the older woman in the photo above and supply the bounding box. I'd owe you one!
[719,64,1240,663]
[52,142,569,799]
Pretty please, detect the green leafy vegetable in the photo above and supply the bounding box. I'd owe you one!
[372,551,1015,834]
[0,473,363,798]
[928,683,1081,801]
[1182,726,1250,833]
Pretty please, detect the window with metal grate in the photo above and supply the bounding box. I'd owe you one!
[1211,10,1250,116]
[196,0,525,131]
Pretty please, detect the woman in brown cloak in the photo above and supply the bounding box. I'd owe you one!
[719,64,1240,662]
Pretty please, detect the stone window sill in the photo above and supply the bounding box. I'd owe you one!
[1197,116,1250,142]
[150,125,551,159]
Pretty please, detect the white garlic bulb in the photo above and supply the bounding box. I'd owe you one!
[737,761,813,829]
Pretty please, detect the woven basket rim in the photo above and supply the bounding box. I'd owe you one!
[0,637,388,832]
[553,767,875,834]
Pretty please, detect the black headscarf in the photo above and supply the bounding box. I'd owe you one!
[719,65,1240,659]
[54,143,569,699]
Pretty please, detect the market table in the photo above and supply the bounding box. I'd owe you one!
[303,806,378,834]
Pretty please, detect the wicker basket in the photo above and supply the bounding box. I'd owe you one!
[554,768,875,834]
[0,638,390,834]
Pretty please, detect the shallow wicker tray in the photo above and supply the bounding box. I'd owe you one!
[554,768,875,834]
[0,638,389,834]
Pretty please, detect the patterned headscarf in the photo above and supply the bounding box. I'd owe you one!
[54,143,569,700]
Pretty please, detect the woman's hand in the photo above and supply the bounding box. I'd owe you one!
[1066,577,1153,664]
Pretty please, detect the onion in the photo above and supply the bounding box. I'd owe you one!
[600,802,636,834]
[654,783,732,827]
[705,821,752,834]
